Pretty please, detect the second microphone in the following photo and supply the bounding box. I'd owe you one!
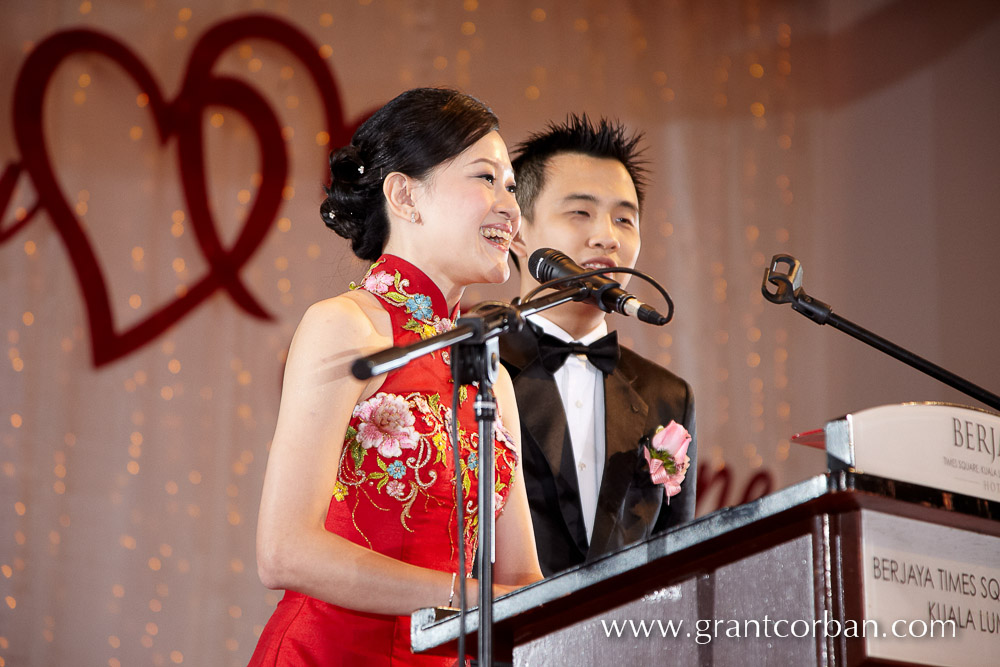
[528,248,670,326]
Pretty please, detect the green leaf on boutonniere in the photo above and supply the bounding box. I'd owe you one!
[645,444,679,474]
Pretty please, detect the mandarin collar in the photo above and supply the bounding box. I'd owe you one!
[363,254,460,321]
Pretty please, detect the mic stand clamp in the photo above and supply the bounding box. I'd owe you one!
[761,256,833,325]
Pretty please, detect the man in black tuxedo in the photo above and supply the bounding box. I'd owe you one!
[501,115,697,576]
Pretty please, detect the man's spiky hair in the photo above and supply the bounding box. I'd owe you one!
[511,114,649,222]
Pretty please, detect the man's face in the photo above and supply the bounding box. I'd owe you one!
[514,152,640,291]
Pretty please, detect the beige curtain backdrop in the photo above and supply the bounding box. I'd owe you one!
[2,1,998,664]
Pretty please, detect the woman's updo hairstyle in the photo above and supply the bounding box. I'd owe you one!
[321,88,499,261]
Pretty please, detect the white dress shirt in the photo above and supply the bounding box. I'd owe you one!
[529,314,608,544]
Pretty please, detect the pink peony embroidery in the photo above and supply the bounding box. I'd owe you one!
[353,393,419,458]
[644,420,692,503]
[494,421,517,454]
[362,271,395,294]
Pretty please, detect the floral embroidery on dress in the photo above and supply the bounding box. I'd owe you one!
[405,294,434,321]
[337,255,518,558]
[338,392,518,550]
[338,390,476,540]
[352,393,419,458]
[361,270,394,294]
[455,418,518,544]
[351,258,455,341]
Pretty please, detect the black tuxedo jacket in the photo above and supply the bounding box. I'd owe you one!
[500,326,697,577]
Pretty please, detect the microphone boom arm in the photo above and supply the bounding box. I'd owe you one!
[763,253,1000,412]
[351,285,589,380]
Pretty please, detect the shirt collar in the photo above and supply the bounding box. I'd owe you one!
[528,313,609,345]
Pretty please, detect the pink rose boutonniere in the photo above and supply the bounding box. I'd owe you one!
[643,420,692,503]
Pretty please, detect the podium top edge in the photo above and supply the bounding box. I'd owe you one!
[841,401,1000,421]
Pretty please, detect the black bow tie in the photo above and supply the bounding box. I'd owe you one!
[536,330,620,375]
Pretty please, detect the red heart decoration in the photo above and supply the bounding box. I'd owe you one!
[3,15,363,367]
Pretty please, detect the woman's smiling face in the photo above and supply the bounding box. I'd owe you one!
[408,130,521,292]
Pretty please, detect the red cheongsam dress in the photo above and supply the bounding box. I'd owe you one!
[249,254,518,666]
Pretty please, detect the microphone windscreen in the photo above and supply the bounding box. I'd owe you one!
[527,248,550,282]
[528,248,572,283]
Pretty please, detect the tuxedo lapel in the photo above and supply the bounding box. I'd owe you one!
[587,361,651,559]
[504,329,590,555]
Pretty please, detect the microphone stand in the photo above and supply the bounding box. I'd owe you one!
[352,285,588,667]
[763,253,1000,412]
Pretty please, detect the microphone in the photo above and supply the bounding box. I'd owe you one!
[528,248,669,325]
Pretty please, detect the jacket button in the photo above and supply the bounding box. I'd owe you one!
[631,404,640,413]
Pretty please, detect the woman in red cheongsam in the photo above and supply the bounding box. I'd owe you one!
[248,88,542,666]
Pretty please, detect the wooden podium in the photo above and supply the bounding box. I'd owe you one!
[412,421,1000,666]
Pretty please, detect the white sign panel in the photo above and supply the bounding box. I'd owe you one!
[860,509,1000,666]
[848,403,1000,502]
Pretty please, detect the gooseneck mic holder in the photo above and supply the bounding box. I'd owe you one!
[351,285,586,667]
[762,253,1000,412]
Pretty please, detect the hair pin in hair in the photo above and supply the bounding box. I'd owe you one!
[358,165,365,174]
[327,211,335,219]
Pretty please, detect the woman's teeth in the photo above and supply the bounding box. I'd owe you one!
[481,227,512,246]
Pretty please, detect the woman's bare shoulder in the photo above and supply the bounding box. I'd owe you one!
[285,289,392,373]
[297,290,387,338]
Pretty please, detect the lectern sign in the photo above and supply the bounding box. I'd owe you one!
[825,403,1000,502]
[860,510,1000,666]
